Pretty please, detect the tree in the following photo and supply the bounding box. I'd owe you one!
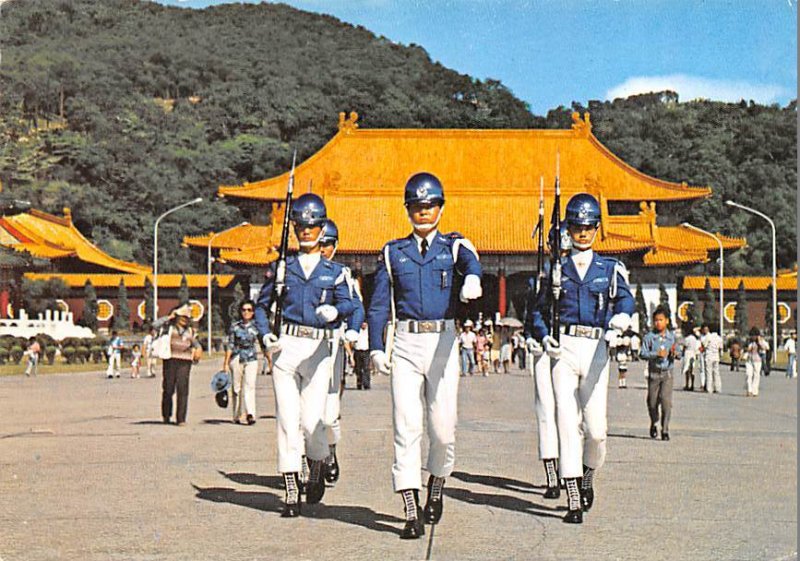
[687,289,702,330]
[702,279,718,329]
[144,276,154,324]
[227,280,246,324]
[734,281,748,337]
[635,283,648,333]
[116,277,130,330]
[21,277,69,317]
[178,274,190,305]
[658,283,672,324]
[83,279,98,331]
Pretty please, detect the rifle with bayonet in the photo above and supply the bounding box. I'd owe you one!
[550,154,562,344]
[271,150,297,337]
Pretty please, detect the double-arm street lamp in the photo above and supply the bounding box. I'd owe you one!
[725,200,777,363]
[682,222,724,340]
[153,198,204,319]
[207,222,249,353]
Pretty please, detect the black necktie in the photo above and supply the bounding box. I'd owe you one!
[420,239,429,257]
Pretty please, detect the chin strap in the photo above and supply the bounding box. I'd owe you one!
[408,205,444,233]
[572,228,598,250]
[299,228,325,249]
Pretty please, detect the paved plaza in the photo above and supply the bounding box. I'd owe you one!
[0,359,796,561]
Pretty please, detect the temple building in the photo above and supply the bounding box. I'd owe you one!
[2,207,235,328]
[679,270,798,335]
[185,111,747,319]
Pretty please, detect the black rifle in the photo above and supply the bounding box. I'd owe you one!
[550,154,562,343]
[535,176,546,294]
[271,150,297,337]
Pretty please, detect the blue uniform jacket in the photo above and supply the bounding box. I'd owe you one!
[367,231,482,352]
[255,255,356,337]
[525,253,635,341]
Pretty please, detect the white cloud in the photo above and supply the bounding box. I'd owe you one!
[605,74,790,105]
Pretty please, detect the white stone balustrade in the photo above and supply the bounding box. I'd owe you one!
[0,309,95,341]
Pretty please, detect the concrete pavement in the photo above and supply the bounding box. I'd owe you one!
[0,359,795,561]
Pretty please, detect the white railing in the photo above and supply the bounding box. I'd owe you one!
[0,309,95,341]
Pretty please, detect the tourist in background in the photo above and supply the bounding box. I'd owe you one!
[152,304,202,426]
[143,327,157,377]
[458,320,476,376]
[681,327,699,391]
[106,330,123,379]
[130,344,142,378]
[475,328,489,376]
[701,324,723,393]
[223,299,260,425]
[784,332,797,379]
[24,337,40,377]
[728,337,742,372]
[745,328,769,397]
[640,305,681,441]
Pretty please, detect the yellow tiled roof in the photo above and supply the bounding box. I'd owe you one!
[24,273,236,289]
[183,224,272,250]
[1,209,150,274]
[219,112,711,203]
[683,271,798,291]
[643,247,710,267]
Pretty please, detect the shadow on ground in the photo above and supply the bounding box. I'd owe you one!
[192,484,404,535]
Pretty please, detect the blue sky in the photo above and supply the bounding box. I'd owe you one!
[157,0,797,115]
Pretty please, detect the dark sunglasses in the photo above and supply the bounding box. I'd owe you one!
[241,308,254,313]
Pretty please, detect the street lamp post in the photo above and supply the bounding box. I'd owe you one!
[682,222,724,339]
[153,198,203,320]
[725,200,777,364]
[207,221,249,353]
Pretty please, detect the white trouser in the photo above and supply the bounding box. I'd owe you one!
[391,326,460,492]
[705,358,721,392]
[551,334,609,479]
[106,354,121,376]
[745,361,761,395]
[324,340,344,447]
[682,352,696,375]
[147,355,157,376]
[272,334,334,473]
[231,357,258,419]
[532,354,559,460]
[697,353,707,387]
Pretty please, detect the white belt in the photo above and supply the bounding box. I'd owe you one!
[396,319,455,334]
[560,324,604,340]
[282,323,334,340]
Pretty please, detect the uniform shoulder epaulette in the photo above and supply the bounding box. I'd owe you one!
[444,231,465,240]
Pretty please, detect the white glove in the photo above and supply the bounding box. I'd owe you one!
[370,350,391,375]
[526,337,543,357]
[262,333,281,352]
[315,304,338,323]
[604,329,621,346]
[608,313,632,332]
[542,335,561,359]
[460,274,483,303]
[344,329,359,344]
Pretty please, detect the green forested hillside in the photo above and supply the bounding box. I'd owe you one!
[0,0,795,274]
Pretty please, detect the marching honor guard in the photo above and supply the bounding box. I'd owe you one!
[255,193,356,518]
[319,218,365,485]
[524,225,572,500]
[528,194,635,524]
[366,172,482,539]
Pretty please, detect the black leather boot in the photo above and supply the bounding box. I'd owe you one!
[424,475,445,524]
[324,445,340,484]
[305,459,326,504]
[581,466,595,512]
[281,473,301,518]
[543,458,560,499]
[400,489,425,539]
[563,478,582,524]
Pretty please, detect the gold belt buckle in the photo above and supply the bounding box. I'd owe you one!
[575,325,592,338]
[298,326,313,338]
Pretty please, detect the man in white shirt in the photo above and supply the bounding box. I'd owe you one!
[459,320,476,376]
[784,332,797,379]
[700,325,723,393]
[681,330,700,390]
